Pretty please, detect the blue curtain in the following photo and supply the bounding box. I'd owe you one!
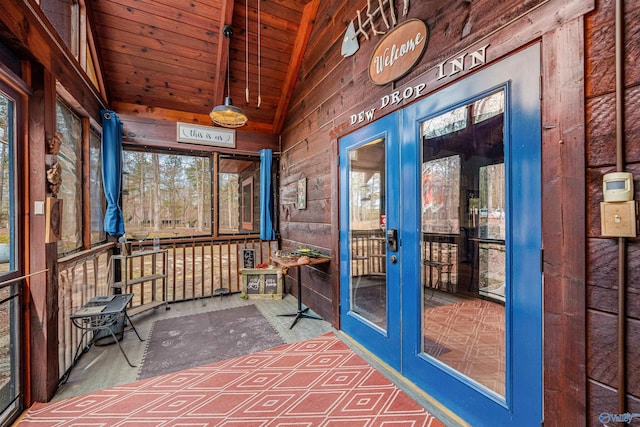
[259,149,276,240]
[101,110,125,236]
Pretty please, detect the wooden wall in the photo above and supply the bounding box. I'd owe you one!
[278,0,595,424]
[278,0,559,328]
[585,0,640,423]
[0,0,106,405]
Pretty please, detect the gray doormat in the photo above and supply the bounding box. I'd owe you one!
[138,305,285,380]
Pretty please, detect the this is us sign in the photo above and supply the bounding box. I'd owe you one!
[177,122,235,148]
[368,19,429,85]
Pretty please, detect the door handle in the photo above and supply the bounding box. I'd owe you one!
[387,228,398,252]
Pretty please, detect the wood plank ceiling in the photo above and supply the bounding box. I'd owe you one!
[88,0,317,135]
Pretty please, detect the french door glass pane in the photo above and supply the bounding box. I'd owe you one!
[421,90,506,396]
[349,139,386,329]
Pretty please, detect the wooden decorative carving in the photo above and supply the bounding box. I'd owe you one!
[341,0,410,57]
[46,162,62,195]
[45,197,62,243]
[47,132,62,155]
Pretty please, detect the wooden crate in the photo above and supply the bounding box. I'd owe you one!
[240,268,284,299]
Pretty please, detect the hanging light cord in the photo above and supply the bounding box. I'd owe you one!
[227,32,231,99]
[257,0,262,108]
[245,0,250,104]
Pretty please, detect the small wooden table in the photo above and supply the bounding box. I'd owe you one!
[271,256,330,329]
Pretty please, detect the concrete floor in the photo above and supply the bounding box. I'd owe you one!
[54,293,333,401]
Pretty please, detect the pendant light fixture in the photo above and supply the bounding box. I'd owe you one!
[210,25,248,128]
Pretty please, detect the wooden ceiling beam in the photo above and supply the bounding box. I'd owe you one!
[273,0,320,134]
[113,101,274,134]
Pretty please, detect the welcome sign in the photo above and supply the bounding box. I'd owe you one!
[368,19,429,85]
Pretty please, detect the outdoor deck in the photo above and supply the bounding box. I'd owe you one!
[55,293,333,401]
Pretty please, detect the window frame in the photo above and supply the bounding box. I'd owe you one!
[0,83,22,278]
[55,97,107,256]
[241,176,254,230]
[121,148,214,240]
[0,70,26,427]
[217,153,262,237]
[55,97,83,254]
[120,148,275,241]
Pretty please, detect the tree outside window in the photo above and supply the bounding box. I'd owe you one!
[122,151,266,239]
[122,151,211,238]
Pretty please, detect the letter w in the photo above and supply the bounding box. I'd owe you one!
[365,109,376,121]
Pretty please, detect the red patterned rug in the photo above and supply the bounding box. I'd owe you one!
[18,332,445,426]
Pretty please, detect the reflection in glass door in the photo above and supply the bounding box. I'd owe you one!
[348,139,387,329]
[420,90,507,396]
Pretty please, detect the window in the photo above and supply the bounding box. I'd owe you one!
[89,130,105,244]
[40,0,102,92]
[241,177,253,230]
[0,89,17,274]
[122,151,211,239]
[0,82,22,426]
[121,151,269,239]
[218,155,261,235]
[56,99,83,254]
[54,99,106,253]
[39,0,82,59]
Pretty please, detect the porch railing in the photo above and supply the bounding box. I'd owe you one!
[57,238,277,381]
[350,230,386,277]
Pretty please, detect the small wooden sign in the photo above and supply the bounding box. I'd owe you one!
[176,122,235,148]
[369,19,429,86]
[242,249,256,269]
[264,274,278,294]
[241,268,284,299]
[246,275,261,294]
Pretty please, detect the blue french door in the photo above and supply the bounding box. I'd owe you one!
[339,112,401,369]
[339,44,542,426]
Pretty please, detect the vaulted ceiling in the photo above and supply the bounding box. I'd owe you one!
[88,0,319,135]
